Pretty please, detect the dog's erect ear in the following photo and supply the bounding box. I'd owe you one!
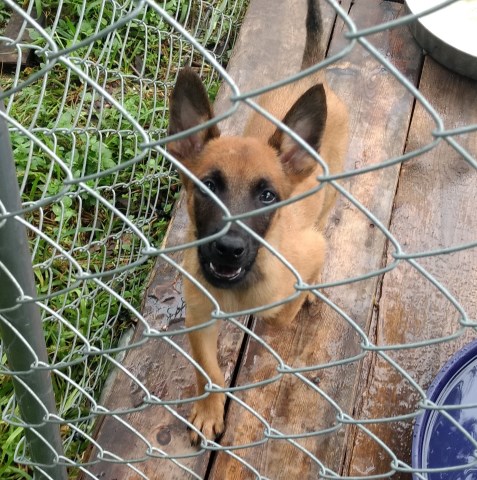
[268,84,327,179]
[168,67,220,161]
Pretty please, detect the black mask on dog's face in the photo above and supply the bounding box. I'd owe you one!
[194,168,279,289]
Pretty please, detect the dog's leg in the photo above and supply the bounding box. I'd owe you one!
[186,308,225,445]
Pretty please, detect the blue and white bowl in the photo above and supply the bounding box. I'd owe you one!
[412,339,477,480]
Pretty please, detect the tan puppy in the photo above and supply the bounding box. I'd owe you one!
[168,0,348,445]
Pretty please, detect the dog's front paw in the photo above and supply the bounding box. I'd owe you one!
[189,393,225,446]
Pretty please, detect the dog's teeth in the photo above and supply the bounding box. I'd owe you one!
[209,263,242,280]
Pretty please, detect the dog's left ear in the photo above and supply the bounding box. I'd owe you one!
[268,84,327,179]
[168,67,220,162]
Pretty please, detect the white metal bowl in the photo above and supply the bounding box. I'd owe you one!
[405,0,477,80]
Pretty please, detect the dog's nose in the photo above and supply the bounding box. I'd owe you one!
[213,236,245,259]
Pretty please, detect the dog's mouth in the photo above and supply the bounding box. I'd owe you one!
[199,255,251,288]
[198,241,257,289]
[208,262,243,281]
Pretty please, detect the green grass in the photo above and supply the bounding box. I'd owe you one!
[0,0,247,478]
[0,1,11,31]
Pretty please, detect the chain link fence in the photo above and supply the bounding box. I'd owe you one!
[0,0,476,479]
[0,0,247,477]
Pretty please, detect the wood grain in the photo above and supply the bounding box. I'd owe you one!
[208,2,424,478]
[344,57,477,479]
[84,1,339,478]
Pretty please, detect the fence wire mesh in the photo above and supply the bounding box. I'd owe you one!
[0,0,476,479]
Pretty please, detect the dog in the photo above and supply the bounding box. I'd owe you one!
[167,0,348,445]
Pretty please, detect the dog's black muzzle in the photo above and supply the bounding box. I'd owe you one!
[198,229,257,289]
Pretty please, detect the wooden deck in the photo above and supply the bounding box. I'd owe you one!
[85,0,477,478]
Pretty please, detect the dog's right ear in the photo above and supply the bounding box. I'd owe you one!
[168,67,220,162]
[268,84,327,182]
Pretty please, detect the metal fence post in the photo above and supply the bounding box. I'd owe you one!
[0,98,68,479]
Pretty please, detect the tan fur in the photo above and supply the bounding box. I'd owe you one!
[167,0,349,443]
[245,74,349,229]
[180,75,348,444]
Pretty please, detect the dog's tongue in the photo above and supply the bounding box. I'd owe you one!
[210,262,242,280]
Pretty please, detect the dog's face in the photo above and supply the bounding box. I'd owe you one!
[168,68,327,289]
[187,137,287,288]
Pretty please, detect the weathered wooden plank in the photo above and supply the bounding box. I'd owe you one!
[344,57,477,479]
[208,2,424,478]
[213,0,338,135]
[0,10,40,67]
[84,1,339,478]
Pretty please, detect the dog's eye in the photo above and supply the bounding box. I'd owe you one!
[201,179,216,193]
[259,189,277,204]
